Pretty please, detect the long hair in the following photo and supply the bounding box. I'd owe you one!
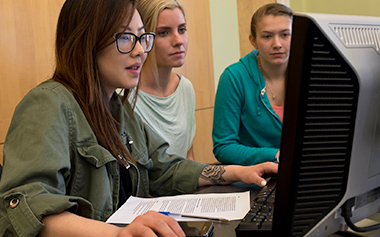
[136,0,185,80]
[250,3,293,40]
[53,0,136,164]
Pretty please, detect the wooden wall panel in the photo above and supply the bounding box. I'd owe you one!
[173,0,215,110]
[193,108,218,164]
[173,0,215,162]
[0,0,65,143]
[237,0,276,57]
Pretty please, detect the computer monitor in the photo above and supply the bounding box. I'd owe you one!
[273,12,380,236]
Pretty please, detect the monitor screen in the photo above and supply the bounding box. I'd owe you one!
[272,12,380,236]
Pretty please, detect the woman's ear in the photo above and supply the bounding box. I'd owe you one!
[249,34,257,49]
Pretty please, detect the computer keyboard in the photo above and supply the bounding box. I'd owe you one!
[235,176,277,237]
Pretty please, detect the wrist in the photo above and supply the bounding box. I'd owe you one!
[232,165,243,183]
[224,165,240,184]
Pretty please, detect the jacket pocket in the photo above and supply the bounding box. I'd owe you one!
[77,144,116,168]
[74,144,118,220]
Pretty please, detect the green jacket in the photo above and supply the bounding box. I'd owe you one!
[0,80,206,237]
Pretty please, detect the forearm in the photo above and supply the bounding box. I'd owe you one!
[40,210,185,237]
[197,162,278,187]
[214,144,278,166]
[39,211,121,237]
[198,165,251,186]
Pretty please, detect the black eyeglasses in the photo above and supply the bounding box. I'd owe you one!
[114,32,155,54]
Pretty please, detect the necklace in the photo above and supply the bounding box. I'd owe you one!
[266,85,278,100]
[257,55,281,101]
[257,55,266,78]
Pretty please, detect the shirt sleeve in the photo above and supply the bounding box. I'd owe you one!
[182,77,196,151]
[140,120,207,197]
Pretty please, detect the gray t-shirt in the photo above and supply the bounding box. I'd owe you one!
[131,76,196,158]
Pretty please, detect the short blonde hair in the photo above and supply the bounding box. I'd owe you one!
[137,0,186,79]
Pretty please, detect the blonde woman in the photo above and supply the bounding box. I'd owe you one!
[132,0,195,160]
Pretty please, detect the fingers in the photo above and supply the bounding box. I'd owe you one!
[120,211,185,237]
[146,211,185,237]
[238,162,278,187]
[260,179,267,187]
[262,162,278,176]
[256,162,278,186]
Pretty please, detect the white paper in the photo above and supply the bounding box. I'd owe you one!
[106,191,250,224]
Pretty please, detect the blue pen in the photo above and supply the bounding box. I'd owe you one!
[158,211,171,216]
[158,211,229,222]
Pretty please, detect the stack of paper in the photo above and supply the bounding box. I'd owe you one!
[106,191,250,224]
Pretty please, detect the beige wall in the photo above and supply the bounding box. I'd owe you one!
[289,0,380,17]
[209,0,240,91]
[210,0,278,91]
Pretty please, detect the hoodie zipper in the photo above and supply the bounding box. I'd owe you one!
[260,87,282,123]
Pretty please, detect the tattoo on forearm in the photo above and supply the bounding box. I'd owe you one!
[200,165,226,185]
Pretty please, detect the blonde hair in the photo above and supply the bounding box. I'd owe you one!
[250,3,293,39]
[137,0,185,79]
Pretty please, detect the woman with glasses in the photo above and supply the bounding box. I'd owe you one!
[0,0,277,236]
[213,3,293,166]
[130,0,196,160]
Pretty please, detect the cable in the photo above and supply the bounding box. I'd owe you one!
[341,197,380,232]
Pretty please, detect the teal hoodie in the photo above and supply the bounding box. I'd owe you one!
[212,50,281,166]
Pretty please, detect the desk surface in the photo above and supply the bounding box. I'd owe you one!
[194,183,380,237]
